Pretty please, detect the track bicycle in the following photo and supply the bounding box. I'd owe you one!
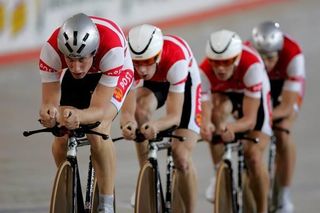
[23,121,121,213]
[133,126,185,213]
[213,133,259,213]
[268,125,290,213]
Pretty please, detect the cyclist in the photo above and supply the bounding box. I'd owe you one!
[120,24,202,212]
[38,13,133,213]
[250,21,306,213]
[200,29,272,213]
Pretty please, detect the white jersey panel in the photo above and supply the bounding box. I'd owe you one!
[283,54,305,93]
[39,42,62,83]
[167,60,189,93]
[243,63,264,99]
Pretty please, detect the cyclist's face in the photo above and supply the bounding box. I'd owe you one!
[260,52,279,72]
[133,55,159,80]
[64,55,94,79]
[209,56,238,81]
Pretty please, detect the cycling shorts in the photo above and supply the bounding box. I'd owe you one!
[60,69,133,111]
[143,72,201,134]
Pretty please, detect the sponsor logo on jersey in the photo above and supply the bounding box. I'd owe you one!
[113,69,134,102]
[195,84,202,127]
[39,59,57,73]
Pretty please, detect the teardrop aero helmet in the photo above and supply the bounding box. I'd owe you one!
[128,24,163,61]
[57,13,100,58]
[251,21,284,54]
[206,29,242,61]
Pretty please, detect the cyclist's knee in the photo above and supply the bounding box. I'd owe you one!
[174,157,190,173]
[245,149,264,174]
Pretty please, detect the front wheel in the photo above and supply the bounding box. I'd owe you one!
[50,161,74,213]
[134,162,164,213]
[171,170,186,213]
[214,162,235,213]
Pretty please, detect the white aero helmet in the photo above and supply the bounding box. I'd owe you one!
[58,13,100,58]
[206,29,242,60]
[128,24,163,60]
[251,21,284,53]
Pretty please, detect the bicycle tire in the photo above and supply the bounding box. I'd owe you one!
[171,169,186,213]
[50,161,74,213]
[242,171,256,213]
[214,162,234,213]
[134,162,164,213]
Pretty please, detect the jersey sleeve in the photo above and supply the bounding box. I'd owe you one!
[243,63,264,98]
[99,46,125,87]
[283,54,306,93]
[39,42,62,83]
[166,60,189,93]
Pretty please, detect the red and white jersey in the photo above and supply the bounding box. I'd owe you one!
[39,16,130,88]
[134,35,196,93]
[200,44,270,101]
[269,35,305,96]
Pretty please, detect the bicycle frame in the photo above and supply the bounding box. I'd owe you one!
[23,122,113,213]
[214,133,259,213]
[147,140,172,213]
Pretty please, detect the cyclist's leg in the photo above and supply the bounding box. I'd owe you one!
[87,106,117,212]
[274,112,297,210]
[171,128,198,212]
[244,130,270,213]
[135,84,167,167]
[52,135,68,167]
[205,92,233,202]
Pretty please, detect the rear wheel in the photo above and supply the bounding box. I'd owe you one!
[134,162,164,213]
[214,162,234,213]
[50,161,74,213]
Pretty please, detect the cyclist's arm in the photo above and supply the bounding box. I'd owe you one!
[272,90,298,120]
[41,82,60,107]
[228,95,259,133]
[120,89,137,127]
[154,91,184,131]
[77,83,116,124]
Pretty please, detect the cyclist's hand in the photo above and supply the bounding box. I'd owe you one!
[39,105,58,128]
[121,121,137,140]
[221,125,235,142]
[60,108,80,130]
[141,122,158,140]
[200,122,215,142]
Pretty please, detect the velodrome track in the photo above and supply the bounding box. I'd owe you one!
[0,0,319,212]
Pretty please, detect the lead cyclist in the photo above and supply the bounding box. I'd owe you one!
[38,13,133,213]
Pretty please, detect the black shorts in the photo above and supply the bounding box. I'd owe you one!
[143,73,193,129]
[218,91,265,132]
[270,79,284,108]
[60,69,102,109]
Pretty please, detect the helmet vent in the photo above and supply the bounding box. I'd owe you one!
[77,44,86,54]
[73,31,78,46]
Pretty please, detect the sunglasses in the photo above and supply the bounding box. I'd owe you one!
[133,54,160,67]
[208,56,238,67]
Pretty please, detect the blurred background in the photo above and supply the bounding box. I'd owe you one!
[1,0,320,212]
[0,0,233,55]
